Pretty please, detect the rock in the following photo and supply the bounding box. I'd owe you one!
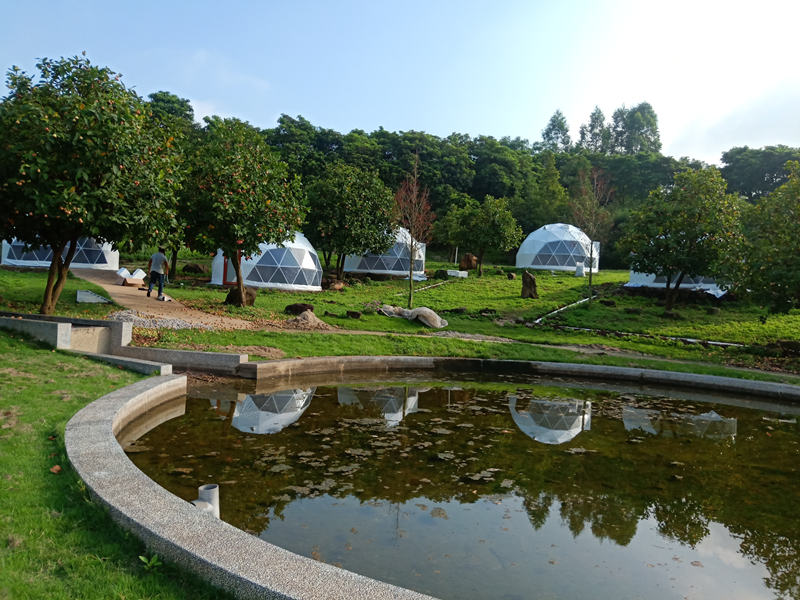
[599,299,616,307]
[459,253,478,270]
[507,272,516,280]
[323,311,338,317]
[182,263,209,274]
[433,269,449,280]
[285,302,314,315]
[377,305,448,328]
[624,307,642,314]
[346,310,362,319]
[521,270,539,299]
[286,310,333,330]
[322,278,345,291]
[224,286,257,306]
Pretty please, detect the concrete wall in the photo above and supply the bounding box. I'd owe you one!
[114,346,248,375]
[0,316,71,349]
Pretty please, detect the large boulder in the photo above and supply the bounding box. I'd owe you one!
[224,286,257,306]
[459,253,478,271]
[183,263,209,274]
[521,271,538,299]
[285,303,314,315]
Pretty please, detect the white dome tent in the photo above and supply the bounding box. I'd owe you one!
[1,237,119,270]
[625,271,727,298]
[509,396,592,445]
[231,388,315,435]
[337,386,420,427]
[210,232,322,292]
[515,223,599,273]
[343,227,426,278]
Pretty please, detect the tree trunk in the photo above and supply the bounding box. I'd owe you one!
[336,254,345,280]
[40,239,77,315]
[407,241,414,309]
[477,250,484,277]
[170,249,179,279]
[323,250,333,270]
[232,253,246,308]
[665,272,686,312]
[587,244,594,303]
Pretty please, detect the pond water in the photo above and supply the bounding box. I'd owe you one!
[124,373,800,600]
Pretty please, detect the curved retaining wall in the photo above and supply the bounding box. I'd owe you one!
[65,357,800,600]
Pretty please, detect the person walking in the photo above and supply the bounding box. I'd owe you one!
[147,247,170,298]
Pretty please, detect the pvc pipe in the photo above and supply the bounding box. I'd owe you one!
[197,483,220,518]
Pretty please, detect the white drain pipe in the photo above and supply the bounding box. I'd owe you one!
[191,483,220,518]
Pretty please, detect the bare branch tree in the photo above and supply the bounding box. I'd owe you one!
[395,153,435,308]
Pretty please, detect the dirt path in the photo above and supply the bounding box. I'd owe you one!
[74,270,261,330]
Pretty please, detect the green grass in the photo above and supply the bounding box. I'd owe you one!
[0,330,232,600]
[0,268,117,319]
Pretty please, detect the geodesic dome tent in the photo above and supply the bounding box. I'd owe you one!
[625,271,726,298]
[515,223,599,273]
[337,386,420,427]
[231,388,315,435]
[1,237,119,270]
[210,232,322,291]
[343,227,426,277]
[509,396,592,445]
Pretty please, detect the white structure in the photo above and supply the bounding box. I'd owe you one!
[1,237,119,270]
[515,223,599,273]
[338,386,420,427]
[343,227,426,278]
[625,271,726,298]
[623,406,736,440]
[210,232,322,291]
[231,388,315,435]
[509,396,592,445]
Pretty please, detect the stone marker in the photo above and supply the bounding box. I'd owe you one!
[459,253,478,271]
[521,270,538,299]
[285,303,314,315]
[76,290,111,304]
[224,286,257,306]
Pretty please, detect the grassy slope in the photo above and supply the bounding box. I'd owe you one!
[0,269,117,319]
[0,331,231,600]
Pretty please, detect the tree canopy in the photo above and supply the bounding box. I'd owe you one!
[0,55,181,313]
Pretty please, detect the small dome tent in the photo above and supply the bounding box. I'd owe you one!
[625,271,726,298]
[515,223,599,273]
[343,227,425,277]
[1,237,119,270]
[210,232,322,291]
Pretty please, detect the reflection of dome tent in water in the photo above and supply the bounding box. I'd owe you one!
[210,232,322,291]
[231,388,315,434]
[337,386,419,427]
[623,406,737,440]
[1,237,119,270]
[625,271,727,298]
[508,396,592,445]
[515,223,599,273]
[343,227,426,277]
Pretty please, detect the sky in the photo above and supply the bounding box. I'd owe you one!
[2,0,799,165]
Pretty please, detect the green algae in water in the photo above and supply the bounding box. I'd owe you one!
[125,375,800,600]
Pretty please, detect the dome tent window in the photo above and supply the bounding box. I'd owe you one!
[210,232,323,292]
[343,227,425,277]
[515,223,599,273]
[1,237,119,270]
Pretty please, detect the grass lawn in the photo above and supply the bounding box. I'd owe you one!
[0,269,117,319]
[0,330,231,600]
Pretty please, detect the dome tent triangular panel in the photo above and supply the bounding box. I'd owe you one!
[515,223,599,273]
[210,232,323,291]
[343,227,426,277]
[1,237,119,270]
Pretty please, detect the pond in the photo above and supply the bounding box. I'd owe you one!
[123,372,800,600]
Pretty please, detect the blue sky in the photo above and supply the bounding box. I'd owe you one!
[2,0,798,164]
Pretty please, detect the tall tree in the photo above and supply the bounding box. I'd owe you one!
[577,106,611,154]
[531,152,569,228]
[184,117,305,306]
[742,160,800,312]
[720,145,800,201]
[610,103,661,154]
[395,154,435,308]
[620,168,742,311]
[541,110,571,153]
[0,55,181,314]
[305,162,395,278]
[450,196,522,276]
[570,167,614,302]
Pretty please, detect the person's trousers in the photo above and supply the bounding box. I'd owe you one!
[149,271,164,296]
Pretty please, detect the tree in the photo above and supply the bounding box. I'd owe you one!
[577,106,611,154]
[570,167,614,302]
[0,55,181,314]
[610,103,661,154]
[541,110,571,153]
[450,196,522,276]
[742,161,800,312]
[184,117,305,306]
[620,168,742,311]
[720,145,800,201]
[305,162,395,278]
[531,152,569,228]
[395,154,435,308]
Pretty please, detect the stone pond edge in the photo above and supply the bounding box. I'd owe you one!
[65,356,800,600]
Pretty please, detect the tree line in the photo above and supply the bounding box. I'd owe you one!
[1,55,798,314]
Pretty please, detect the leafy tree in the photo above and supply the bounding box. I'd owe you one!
[148,90,194,123]
[184,117,305,306]
[742,161,800,312]
[450,196,522,276]
[541,110,571,153]
[720,145,800,201]
[620,168,742,311]
[263,114,342,183]
[395,154,435,308]
[577,106,611,154]
[610,102,661,154]
[570,167,614,302]
[0,55,181,314]
[305,162,395,278]
[531,152,569,227]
